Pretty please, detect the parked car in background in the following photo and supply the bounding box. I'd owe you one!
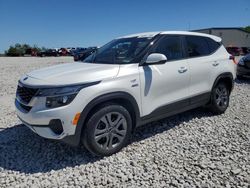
[58,48,69,56]
[237,53,250,79]
[15,31,236,156]
[66,47,76,55]
[226,47,242,56]
[241,47,250,55]
[74,47,97,61]
[71,47,86,56]
[38,49,59,57]
[25,48,38,56]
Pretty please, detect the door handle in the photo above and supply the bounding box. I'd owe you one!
[212,61,219,66]
[178,67,188,73]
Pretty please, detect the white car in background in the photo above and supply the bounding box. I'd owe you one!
[15,31,236,156]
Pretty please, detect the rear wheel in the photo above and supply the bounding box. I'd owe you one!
[82,104,132,156]
[209,82,230,114]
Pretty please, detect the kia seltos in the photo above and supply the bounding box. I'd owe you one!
[15,31,236,156]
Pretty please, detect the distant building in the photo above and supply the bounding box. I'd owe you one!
[194,27,250,48]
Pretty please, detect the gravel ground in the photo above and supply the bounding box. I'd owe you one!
[0,57,249,188]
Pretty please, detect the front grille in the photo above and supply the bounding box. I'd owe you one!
[18,100,32,112]
[16,84,38,104]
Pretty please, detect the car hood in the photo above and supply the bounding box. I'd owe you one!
[21,62,120,86]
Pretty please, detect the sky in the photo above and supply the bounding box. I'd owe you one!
[0,0,249,53]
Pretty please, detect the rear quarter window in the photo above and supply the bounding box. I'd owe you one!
[205,37,221,54]
[185,36,210,57]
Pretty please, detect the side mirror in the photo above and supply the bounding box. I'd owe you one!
[145,53,167,65]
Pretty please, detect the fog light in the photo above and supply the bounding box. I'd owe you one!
[49,119,63,135]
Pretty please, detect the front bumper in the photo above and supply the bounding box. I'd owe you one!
[15,97,80,145]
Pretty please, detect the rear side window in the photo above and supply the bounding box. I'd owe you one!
[185,36,210,57]
[205,37,221,53]
[152,36,183,61]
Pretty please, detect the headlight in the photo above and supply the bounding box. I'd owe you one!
[35,81,100,108]
[238,58,245,65]
[37,85,84,97]
[37,85,84,108]
[46,94,77,108]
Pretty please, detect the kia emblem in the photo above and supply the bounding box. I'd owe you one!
[23,77,28,81]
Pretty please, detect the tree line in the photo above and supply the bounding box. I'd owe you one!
[5,43,47,56]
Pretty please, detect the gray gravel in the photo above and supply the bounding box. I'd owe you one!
[0,57,249,188]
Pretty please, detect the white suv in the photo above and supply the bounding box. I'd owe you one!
[15,31,236,156]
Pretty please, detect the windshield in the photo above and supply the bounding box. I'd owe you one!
[84,37,153,64]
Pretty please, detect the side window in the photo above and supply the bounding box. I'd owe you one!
[205,37,221,53]
[186,36,210,57]
[153,36,183,61]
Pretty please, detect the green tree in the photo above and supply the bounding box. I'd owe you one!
[5,45,20,56]
[5,43,32,56]
[5,43,48,56]
[243,26,250,33]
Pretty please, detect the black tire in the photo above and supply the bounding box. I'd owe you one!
[209,82,230,114]
[82,103,132,156]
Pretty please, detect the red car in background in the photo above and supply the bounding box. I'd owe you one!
[226,47,242,56]
[58,48,69,56]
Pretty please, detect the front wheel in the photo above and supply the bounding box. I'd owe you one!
[209,82,230,114]
[82,104,132,156]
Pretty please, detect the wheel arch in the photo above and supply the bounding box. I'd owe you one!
[66,92,140,146]
[212,72,234,94]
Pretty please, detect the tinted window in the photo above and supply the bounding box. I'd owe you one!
[186,36,210,57]
[152,36,183,61]
[205,37,221,53]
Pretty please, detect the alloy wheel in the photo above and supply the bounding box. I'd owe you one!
[215,85,228,108]
[94,112,127,150]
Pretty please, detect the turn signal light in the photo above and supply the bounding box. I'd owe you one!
[72,112,81,125]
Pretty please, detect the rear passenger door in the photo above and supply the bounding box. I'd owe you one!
[184,36,216,104]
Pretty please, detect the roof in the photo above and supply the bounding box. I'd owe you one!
[118,31,222,42]
[117,32,160,39]
[194,27,250,33]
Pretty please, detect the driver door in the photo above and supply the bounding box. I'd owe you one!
[139,35,190,117]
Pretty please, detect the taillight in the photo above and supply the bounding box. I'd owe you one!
[229,55,237,64]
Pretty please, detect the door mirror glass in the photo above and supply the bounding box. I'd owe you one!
[145,53,167,65]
